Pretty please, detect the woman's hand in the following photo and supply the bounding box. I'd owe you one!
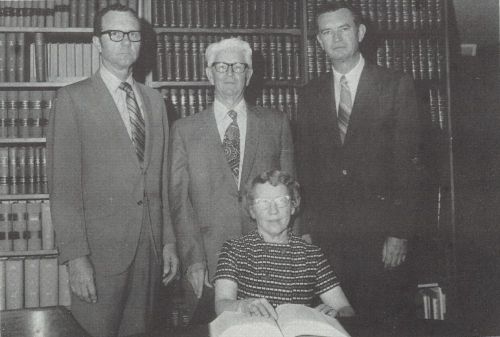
[315,304,338,318]
[238,298,278,320]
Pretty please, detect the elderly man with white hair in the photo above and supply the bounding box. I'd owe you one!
[169,37,296,323]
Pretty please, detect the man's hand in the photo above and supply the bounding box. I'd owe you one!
[382,236,408,269]
[68,256,97,303]
[162,243,179,285]
[187,262,212,299]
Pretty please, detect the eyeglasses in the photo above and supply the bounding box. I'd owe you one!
[212,62,248,74]
[101,30,142,42]
[253,196,291,211]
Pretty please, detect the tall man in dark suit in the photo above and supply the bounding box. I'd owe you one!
[169,37,295,322]
[297,2,420,322]
[47,4,178,336]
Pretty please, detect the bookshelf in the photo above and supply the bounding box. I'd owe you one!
[0,0,456,323]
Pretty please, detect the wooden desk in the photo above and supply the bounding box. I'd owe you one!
[0,306,90,337]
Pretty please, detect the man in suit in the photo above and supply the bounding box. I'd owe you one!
[169,37,295,322]
[47,4,178,336]
[297,2,420,322]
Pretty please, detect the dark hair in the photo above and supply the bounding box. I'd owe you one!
[316,1,363,29]
[93,3,140,37]
[244,170,301,214]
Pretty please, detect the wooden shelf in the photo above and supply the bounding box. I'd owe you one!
[0,79,87,88]
[0,194,49,201]
[151,80,303,88]
[0,138,46,144]
[0,27,92,33]
[0,249,58,258]
[153,27,302,35]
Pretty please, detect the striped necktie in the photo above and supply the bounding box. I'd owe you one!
[120,82,145,162]
[223,110,240,181]
[338,75,352,144]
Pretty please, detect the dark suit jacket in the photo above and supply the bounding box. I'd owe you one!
[169,104,295,280]
[48,73,174,276]
[297,62,420,249]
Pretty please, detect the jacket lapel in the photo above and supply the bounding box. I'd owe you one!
[344,63,378,146]
[137,84,153,172]
[240,106,259,186]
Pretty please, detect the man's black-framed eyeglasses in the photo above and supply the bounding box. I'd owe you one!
[212,62,248,74]
[100,30,142,42]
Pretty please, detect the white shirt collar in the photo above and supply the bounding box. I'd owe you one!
[99,65,135,94]
[332,54,365,101]
[214,98,247,124]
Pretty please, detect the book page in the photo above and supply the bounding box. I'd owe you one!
[210,311,283,337]
[276,304,350,337]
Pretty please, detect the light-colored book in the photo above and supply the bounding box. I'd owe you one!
[210,303,350,337]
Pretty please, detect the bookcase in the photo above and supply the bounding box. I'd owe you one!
[0,0,456,323]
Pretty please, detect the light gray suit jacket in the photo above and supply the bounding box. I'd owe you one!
[169,104,295,281]
[48,73,174,276]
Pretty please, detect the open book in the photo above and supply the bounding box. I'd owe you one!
[210,303,351,337]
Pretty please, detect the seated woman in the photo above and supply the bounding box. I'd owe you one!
[214,170,355,319]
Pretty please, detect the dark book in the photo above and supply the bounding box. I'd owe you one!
[69,0,77,27]
[188,88,196,116]
[34,0,45,27]
[4,1,13,27]
[78,0,87,27]
[218,0,225,28]
[262,88,270,109]
[290,0,299,28]
[260,35,269,80]
[182,35,191,81]
[293,37,301,81]
[24,257,40,307]
[163,0,174,27]
[0,33,6,82]
[173,35,182,82]
[15,33,26,82]
[26,202,42,250]
[61,0,70,27]
[376,0,386,31]
[402,0,411,30]
[269,87,277,110]
[15,146,26,195]
[190,35,199,81]
[179,88,188,118]
[436,39,445,80]
[25,146,35,194]
[33,145,41,193]
[155,34,164,81]
[197,89,205,114]
[151,0,161,27]
[87,0,95,27]
[241,0,250,28]
[284,36,293,81]
[46,0,55,27]
[53,0,62,27]
[185,0,193,28]
[0,92,7,138]
[11,202,28,251]
[6,258,24,309]
[427,0,435,30]
[429,87,439,128]
[234,0,242,28]
[0,2,5,27]
[427,39,436,80]
[198,35,207,81]
[277,87,285,114]
[8,147,16,192]
[35,32,46,82]
[6,33,16,82]
[40,146,47,194]
[410,39,419,80]
[41,90,53,137]
[316,41,325,78]
[18,91,30,138]
[418,39,427,80]
[0,203,11,251]
[164,34,174,81]
[307,39,316,80]
[419,0,428,31]
[193,0,203,28]
[29,90,42,138]
[6,90,18,138]
[437,87,448,130]
[227,0,235,28]
[24,0,33,27]
[177,0,185,28]
[0,148,8,194]
[394,0,402,30]
[276,36,284,80]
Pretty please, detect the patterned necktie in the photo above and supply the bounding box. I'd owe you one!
[119,82,145,162]
[223,110,240,181]
[338,75,352,144]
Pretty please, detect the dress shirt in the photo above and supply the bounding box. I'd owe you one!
[332,54,365,115]
[100,65,145,140]
[214,98,247,187]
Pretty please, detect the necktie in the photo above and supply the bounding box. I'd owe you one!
[119,82,145,162]
[223,110,240,181]
[338,75,352,144]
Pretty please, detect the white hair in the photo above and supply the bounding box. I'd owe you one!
[205,37,253,69]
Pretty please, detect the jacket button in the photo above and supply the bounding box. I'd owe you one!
[342,169,348,175]
[137,200,143,206]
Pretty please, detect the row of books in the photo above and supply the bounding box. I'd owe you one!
[307,0,444,31]
[0,201,53,252]
[0,146,48,195]
[0,33,27,82]
[376,38,446,81]
[155,34,302,82]
[151,0,302,29]
[0,256,70,310]
[161,86,300,122]
[416,283,446,320]
[0,0,139,28]
[0,90,53,138]
[306,37,446,82]
[30,41,100,82]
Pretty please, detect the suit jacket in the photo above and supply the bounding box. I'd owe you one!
[169,104,295,280]
[297,62,420,248]
[47,73,174,276]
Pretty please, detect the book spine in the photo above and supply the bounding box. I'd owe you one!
[151,0,160,27]
[16,146,27,195]
[6,91,18,138]
[41,90,53,137]
[198,35,206,81]
[218,0,225,28]
[27,202,42,250]
[173,35,182,82]
[6,32,16,82]
[6,257,24,309]
[41,201,54,249]
[190,35,199,81]
[78,0,87,27]
[25,146,35,194]
[40,146,47,193]
[182,35,191,81]
[293,37,301,81]
[69,0,77,27]
[0,148,8,194]
[177,0,185,28]
[179,88,188,118]
[24,257,40,307]
[18,91,30,138]
[40,256,58,306]
[46,0,55,27]
[185,0,193,28]
[0,92,7,138]
[260,35,268,80]
[11,202,28,251]
[0,33,5,82]
[0,203,11,251]
[87,0,94,28]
